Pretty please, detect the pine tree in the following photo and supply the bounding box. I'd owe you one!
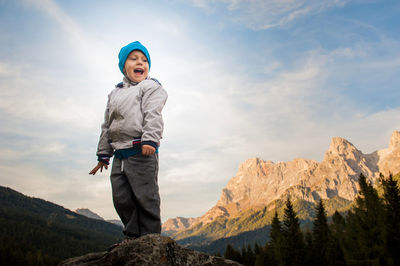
[241,244,255,266]
[281,197,305,265]
[331,211,346,238]
[256,211,283,266]
[253,242,266,266]
[345,173,386,265]
[311,199,330,266]
[224,244,242,264]
[269,211,283,265]
[253,242,262,256]
[304,230,313,266]
[328,211,346,266]
[255,245,273,266]
[382,174,400,265]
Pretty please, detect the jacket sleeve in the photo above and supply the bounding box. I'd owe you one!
[96,94,114,159]
[141,81,168,148]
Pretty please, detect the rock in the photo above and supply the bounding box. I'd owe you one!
[389,130,400,149]
[378,130,400,176]
[59,234,241,266]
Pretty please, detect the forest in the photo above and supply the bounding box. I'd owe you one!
[223,173,400,266]
[0,186,124,265]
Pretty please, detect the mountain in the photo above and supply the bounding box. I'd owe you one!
[168,131,400,251]
[0,186,124,265]
[75,208,124,227]
[107,219,124,228]
[162,216,199,236]
[75,208,104,220]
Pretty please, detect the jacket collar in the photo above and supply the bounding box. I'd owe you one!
[122,76,150,87]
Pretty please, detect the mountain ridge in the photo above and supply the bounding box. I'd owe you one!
[75,208,104,220]
[163,131,400,238]
[75,208,123,227]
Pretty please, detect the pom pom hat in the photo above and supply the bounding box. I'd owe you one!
[118,41,151,75]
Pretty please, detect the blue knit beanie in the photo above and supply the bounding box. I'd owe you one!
[118,41,151,75]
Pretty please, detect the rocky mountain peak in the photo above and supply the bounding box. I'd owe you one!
[378,130,400,176]
[326,137,360,158]
[75,208,104,221]
[167,130,400,235]
[162,217,199,234]
[389,130,400,150]
[238,157,264,169]
[236,158,269,180]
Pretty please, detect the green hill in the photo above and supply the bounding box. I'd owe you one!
[0,186,124,265]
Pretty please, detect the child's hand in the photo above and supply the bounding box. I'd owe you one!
[142,145,156,156]
[89,162,108,175]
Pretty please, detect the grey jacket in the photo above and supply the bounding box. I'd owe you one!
[96,76,168,158]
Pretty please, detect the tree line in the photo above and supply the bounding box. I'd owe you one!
[224,173,400,266]
[0,186,124,266]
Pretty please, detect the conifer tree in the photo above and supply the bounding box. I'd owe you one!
[269,211,283,264]
[328,211,346,266]
[281,197,305,265]
[304,230,313,266]
[253,242,262,256]
[331,211,346,238]
[311,199,330,266]
[382,173,400,265]
[345,173,386,265]
[256,211,282,266]
[255,245,273,266]
[241,246,247,264]
[241,244,255,266]
[224,244,242,264]
[253,242,268,266]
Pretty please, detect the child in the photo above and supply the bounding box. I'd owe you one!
[89,41,168,242]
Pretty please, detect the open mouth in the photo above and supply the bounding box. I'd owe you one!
[134,69,144,74]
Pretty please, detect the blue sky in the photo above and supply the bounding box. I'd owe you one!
[0,0,399,221]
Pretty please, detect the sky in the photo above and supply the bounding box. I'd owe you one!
[0,0,399,221]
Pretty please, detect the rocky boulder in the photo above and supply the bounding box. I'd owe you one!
[59,234,241,266]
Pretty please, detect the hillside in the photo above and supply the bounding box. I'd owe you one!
[167,131,400,251]
[0,186,124,265]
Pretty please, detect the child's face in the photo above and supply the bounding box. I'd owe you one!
[124,50,149,83]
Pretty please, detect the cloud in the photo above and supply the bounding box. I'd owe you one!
[0,1,116,131]
[154,49,329,218]
[2,0,398,221]
[0,0,204,220]
[0,88,100,131]
[191,0,350,30]
[0,162,117,218]
[158,43,400,218]
[21,0,112,71]
[0,62,20,77]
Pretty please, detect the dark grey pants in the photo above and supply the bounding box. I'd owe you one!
[110,153,161,237]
